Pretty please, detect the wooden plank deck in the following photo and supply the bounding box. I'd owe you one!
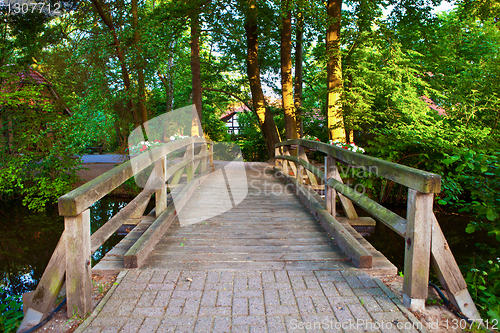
[93,162,396,275]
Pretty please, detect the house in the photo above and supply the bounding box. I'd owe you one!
[220,104,250,135]
[1,66,72,151]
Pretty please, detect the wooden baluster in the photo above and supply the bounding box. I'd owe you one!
[275,146,281,169]
[155,157,167,217]
[325,155,337,216]
[296,145,305,193]
[186,142,194,181]
[403,189,433,311]
[201,142,208,173]
[331,167,359,220]
[282,146,289,176]
[301,151,319,187]
[287,147,297,176]
[209,142,215,172]
[65,209,92,318]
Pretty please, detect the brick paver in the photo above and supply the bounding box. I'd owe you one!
[76,270,429,333]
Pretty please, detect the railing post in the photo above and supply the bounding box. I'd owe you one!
[403,189,433,311]
[65,209,92,318]
[201,142,208,173]
[155,157,167,217]
[187,142,195,181]
[282,146,289,176]
[275,146,281,168]
[208,142,215,172]
[296,144,305,192]
[325,155,336,216]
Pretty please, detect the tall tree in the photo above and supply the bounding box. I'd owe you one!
[91,0,140,127]
[280,5,297,139]
[326,0,346,141]
[191,10,203,136]
[245,0,281,157]
[294,10,304,137]
[132,0,148,128]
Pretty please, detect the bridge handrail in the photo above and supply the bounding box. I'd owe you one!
[59,137,208,217]
[274,139,480,320]
[276,139,441,193]
[24,137,213,321]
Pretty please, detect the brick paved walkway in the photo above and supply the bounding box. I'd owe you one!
[76,269,428,333]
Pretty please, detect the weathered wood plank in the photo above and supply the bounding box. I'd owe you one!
[65,209,92,317]
[24,232,66,316]
[123,173,211,268]
[300,150,318,186]
[143,259,355,271]
[330,165,359,220]
[337,216,376,227]
[325,156,336,216]
[276,139,441,193]
[123,206,177,268]
[90,186,156,253]
[159,237,335,246]
[403,189,432,311]
[296,145,306,191]
[152,244,341,254]
[155,158,167,217]
[145,252,349,262]
[430,213,481,320]
[274,168,372,268]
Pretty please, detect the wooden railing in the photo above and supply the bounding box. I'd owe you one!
[22,137,213,321]
[274,139,480,319]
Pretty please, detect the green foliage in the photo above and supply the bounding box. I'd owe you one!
[0,287,23,333]
[0,69,82,211]
[236,111,268,162]
[465,255,500,322]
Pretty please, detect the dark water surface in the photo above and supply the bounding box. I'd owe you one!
[0,197,128,298]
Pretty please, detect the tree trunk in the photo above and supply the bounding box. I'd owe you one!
[280,9,297,140]
[245,0,281,158]
[91,0,139,127]
[294,11,304,137]
[326,0,345,141]
[132,0,148,130]
[190,14,203,136]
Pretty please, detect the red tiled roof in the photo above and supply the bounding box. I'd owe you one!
[420,95,447,116]
[220,104,250,121]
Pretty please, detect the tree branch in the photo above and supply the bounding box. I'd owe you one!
[202,87,254,113]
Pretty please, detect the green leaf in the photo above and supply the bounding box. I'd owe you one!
[486,208,498,221]
[465,225,476,233]
[437,199,447,205]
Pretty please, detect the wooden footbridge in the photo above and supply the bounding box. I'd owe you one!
[20,137,481,330]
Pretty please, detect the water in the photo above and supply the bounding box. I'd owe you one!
[0,197,129,298]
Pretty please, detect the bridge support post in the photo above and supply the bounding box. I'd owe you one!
[187,142,195,182]
[201,143,208,173]
[296,145,305,193]
[155,157,167,217]
[325,156,336,216]
[403,189,433,311]
[208,143,215,172]
[65,209,92,318]
[275,146,281,168]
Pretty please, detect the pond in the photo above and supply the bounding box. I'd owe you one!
[0,197,129,299]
